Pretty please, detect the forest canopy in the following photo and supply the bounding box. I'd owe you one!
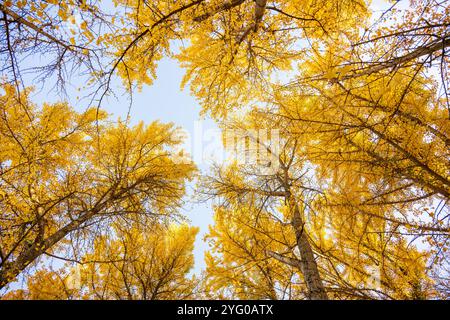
[0,0,449,300]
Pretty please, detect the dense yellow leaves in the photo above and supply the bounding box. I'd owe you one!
[0,84,196,290]
[204,205,296,299]
[96,0,368,118]
[1,0,449,300]
[275,43,450,201]
[201,107,438,299]
[3,224,199,300]
[79,223,199,300]
[177,0,368,118]
[2,269,78,300]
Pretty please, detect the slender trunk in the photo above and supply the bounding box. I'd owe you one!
[0,206,100,290]
[0,224,75,290]
[289,196,328,300]
[0,183,127,289]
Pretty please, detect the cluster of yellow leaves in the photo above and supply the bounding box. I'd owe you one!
[203,160,435,299]
[2,269,77,300]
[101,0,369,117]
[274,66,449,198]
[0,84,196,289]
[2,0,99,55]
[204,204,298,299]
[79,223,199,300]
[201,103,438,299]
[2,224,199,300]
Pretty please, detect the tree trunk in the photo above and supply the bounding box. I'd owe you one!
[289,197,328,300]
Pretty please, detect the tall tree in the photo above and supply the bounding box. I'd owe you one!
[2,223,199,300]
[201,111,435,299]
[0,84,196,289]
[0,0,369,109]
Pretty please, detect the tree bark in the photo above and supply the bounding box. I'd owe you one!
[288,196,328,300]
[0,216,87,290]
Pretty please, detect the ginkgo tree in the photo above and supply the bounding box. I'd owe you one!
[194,0,449,299]
[0,84,196,290]
[201,111,435,299]
[0,0,369,109]
[269,0,450,276]
[3,223,199,300]
[78,223,199,300]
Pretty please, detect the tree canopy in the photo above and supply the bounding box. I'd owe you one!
[0,0,449,300]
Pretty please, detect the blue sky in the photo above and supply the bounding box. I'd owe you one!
[110,57,220,273]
